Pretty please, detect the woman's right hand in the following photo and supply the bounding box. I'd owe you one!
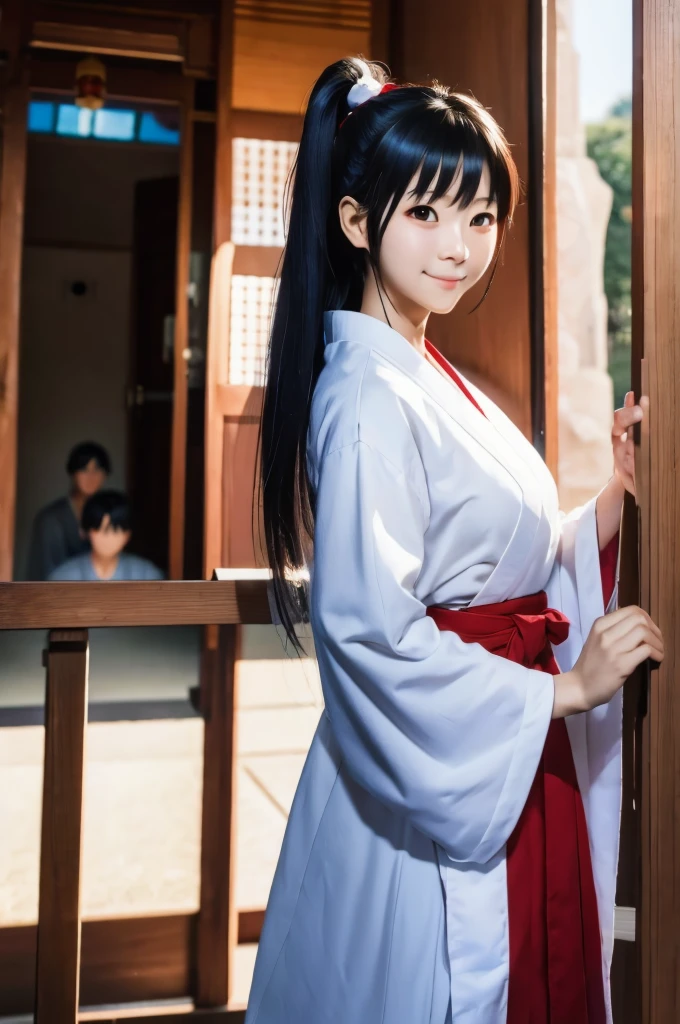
[553,606,664,718]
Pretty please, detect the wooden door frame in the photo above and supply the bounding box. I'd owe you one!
[633,0,680,1018]
[0,2,31,581]
[23,64,192,581]
[169,77,195,580]
[531,0,558,477]
[204,0,235,582]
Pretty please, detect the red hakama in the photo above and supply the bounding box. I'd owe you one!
[425,340,610,1024]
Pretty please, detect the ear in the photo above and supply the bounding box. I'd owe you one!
[338,196,369,252]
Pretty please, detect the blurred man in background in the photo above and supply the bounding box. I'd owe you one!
[26,440,111,580]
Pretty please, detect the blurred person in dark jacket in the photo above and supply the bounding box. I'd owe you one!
[26,441,110,579]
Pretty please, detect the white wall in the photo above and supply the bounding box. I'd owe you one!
[15,247,131,577]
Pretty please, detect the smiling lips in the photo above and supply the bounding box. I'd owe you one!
[425,272,467,290]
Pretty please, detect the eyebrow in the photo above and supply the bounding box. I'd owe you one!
[407,190,496,206]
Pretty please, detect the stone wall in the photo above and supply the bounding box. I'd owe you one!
[556,0,615,511]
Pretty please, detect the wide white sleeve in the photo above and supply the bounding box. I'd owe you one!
[546,495,623,983]
[309,439,554,864]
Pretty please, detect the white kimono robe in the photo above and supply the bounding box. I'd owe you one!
[245,310,622,1024]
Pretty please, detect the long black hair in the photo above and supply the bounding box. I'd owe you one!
[260,57,521,651]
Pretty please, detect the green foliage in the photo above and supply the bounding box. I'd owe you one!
[586,99,632,406]
[609,96,632,118]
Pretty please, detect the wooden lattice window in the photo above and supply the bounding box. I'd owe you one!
[229,275,279,386]
[232,137,297,247]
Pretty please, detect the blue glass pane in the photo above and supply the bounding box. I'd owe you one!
[56,105,93,137]
[28,101,55,133]
[138,111,180,146]
[93,109,136,141]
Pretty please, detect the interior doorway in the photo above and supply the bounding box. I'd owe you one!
[14,97,181,580]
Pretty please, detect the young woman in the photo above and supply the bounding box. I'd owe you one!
[250,58,663,1024]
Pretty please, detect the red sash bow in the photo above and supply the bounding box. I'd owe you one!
[427,592,570,671]
[427,592,605,1024]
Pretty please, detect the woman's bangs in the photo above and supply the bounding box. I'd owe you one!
[374,109,514,232]
[411,118,488,209]
[412,115,515,221]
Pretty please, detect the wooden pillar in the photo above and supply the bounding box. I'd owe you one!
[204,0,236,581]
[633,0,680,1019]
[0,0,30,581]
[196,623,240,1007]
[168,79,195,580]
[35,630,89,1023]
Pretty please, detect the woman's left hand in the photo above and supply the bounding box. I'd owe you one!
[612,391,648,499]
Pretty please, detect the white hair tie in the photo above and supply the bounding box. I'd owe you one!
[347,75,383,110]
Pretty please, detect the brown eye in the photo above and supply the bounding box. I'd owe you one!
[471,212,496,227]
[409,205,437,222]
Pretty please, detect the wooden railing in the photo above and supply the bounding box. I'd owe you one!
[0,578,272,1024]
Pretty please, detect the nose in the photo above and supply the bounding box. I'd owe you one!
[439,226,469,264]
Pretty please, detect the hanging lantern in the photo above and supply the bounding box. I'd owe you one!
[75,56,106,110]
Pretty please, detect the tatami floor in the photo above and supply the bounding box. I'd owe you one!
[0,624,323,1009]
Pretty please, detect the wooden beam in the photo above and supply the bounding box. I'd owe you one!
[230,109,303,142]
[215,384,263,420]
[196,625,240,1006]
[29,0,217,71]
[0,579,271,629]
[233,245,282,277]
[83,1010,245,1023]
[30,26,183,62]
[29,58,187,105]
[35,630,89,1024]
[634,0,680,1019]
[0,912,264,1017]
[31,6,187,63]
[80,914,194,1009]
[236,908,265,944]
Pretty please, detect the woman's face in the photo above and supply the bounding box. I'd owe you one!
[340,161,500,321]
[377,162,499,317]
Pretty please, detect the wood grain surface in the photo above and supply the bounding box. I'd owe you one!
[35,630,89,1023]
[634,0,680,1019]
[0,580,271,629]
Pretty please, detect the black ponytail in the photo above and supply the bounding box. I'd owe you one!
[259,58,520,652]
[260,58,386,651]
